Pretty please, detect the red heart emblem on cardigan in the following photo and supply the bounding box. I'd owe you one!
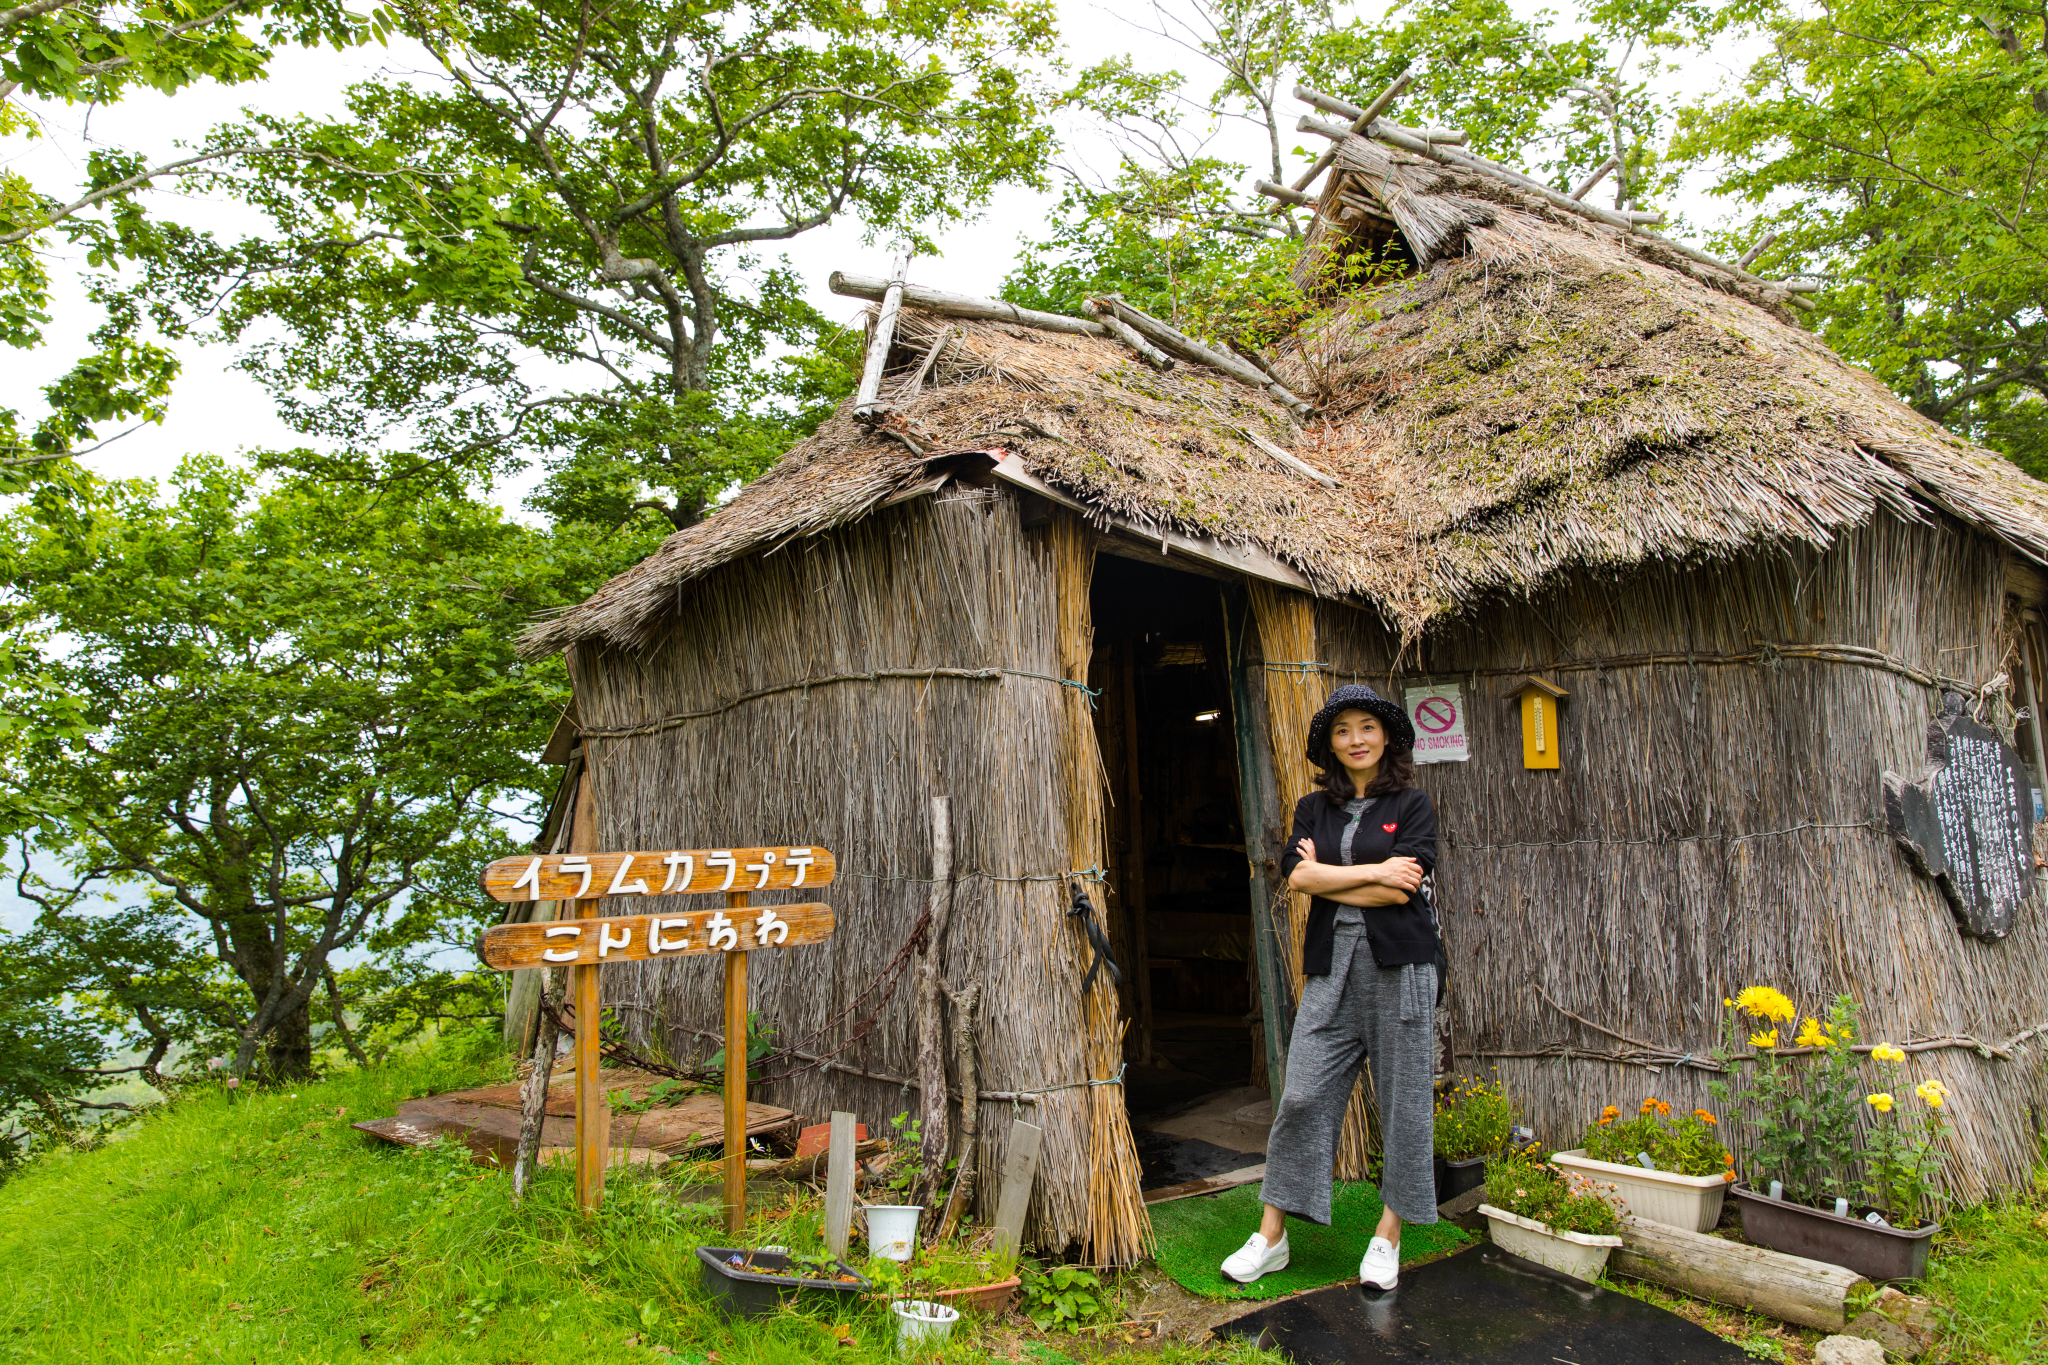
[1382,823,1397,832]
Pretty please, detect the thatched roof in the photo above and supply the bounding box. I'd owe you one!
[520,125,2048,660]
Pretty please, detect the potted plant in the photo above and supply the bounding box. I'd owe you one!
[1478,1144,1625,1282]
[696,1246,873,1319]
[1550,1097,1736,1232]
[1713,988,1945,1282]
[863,1112,928,1262]
[1434,1074,1517,1204]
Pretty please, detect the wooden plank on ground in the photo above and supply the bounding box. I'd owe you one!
[824,1111,856,1260]
[1142,1164,1267,1207]
[1612,1215,1870,1332]
[397,1091,789,1153]
[991,1121,1044,1264]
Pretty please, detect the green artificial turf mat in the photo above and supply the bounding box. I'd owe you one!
[1149,1180,1470,1300]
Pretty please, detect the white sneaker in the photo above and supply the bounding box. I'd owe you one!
[1359,1235,1399,1289]
[1220,1231,1290,1283]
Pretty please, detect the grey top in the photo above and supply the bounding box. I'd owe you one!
[1332,796,1378,926]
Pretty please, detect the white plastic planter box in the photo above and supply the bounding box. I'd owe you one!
[1549,1149,1729,1233]
[1478,1204,1623,1282]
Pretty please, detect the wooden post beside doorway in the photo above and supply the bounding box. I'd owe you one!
[722,891,749,1236]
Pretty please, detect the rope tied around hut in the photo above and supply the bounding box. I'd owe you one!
[576,665,1102,739]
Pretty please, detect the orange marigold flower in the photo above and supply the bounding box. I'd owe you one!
[1694,1109,1718,1125]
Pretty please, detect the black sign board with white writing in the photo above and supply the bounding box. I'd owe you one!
[1883,692,2036,939]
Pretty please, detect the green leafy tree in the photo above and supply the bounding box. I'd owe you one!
[0,457,640,1079]
[1676,0,2048,474]
[1,2,390,483]
[101,0,1055,528]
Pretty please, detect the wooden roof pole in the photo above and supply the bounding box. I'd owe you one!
[1570,156,1620,201]
[854,249,913,420]
[1293,84,1467,145]
[1292,96,1815,311]
[830,271,1108,337]
[1089,294,1315,420]
[1280,72,1412,203]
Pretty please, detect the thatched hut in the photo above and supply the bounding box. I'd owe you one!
[515,89,2048,1258]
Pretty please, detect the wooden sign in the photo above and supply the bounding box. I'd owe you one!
[476,842,835,1231]
[1884,692,2035,939]
[477,847,835,903]
[478,904,834,969]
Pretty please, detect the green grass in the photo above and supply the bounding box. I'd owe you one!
[1924,1173,2048,1365]
[0,1034,1277,1365]
[1147,1179,1469,1300]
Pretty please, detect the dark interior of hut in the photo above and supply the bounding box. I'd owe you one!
[1090,554,1272,1190]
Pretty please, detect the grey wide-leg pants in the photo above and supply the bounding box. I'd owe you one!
[1260,926,1438,1226]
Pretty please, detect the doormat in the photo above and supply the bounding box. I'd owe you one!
[1213,1245,1752,1364]
[1149,1179,1468,1300]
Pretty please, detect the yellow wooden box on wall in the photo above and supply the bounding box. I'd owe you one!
[1507,675,1569,769]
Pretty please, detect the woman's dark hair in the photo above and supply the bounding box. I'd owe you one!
[1315,746,1415,803]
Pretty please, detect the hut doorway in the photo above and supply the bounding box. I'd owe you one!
[1091,554,1274,1187]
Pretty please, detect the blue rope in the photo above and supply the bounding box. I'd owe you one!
[1004,667,1102,707]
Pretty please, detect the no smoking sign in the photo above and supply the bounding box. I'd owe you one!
[1403,683,1470,763]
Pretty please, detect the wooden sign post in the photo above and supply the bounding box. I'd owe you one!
[476,846,836,1227]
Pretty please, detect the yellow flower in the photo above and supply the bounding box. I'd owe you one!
[1640,1098,1659,1114]
[1600,1105,1620,1119]
[1867,1092,1895,1113]
[1750,1029,1779,1049]
[1735,986,1797,1024]
[1794,1017,1834,1049]
[1723,998,1735,1007]
[1871,1043,1906,1064]
[1916,1080,1949,1109]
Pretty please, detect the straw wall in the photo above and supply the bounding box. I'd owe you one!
[1313,514,2048,1200]
[569,490,1141,1254]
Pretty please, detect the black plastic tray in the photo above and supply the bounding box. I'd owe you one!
[696,1246,873,1318]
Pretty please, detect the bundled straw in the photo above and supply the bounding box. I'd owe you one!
[1052,510,1154,1264]
[1249,582,1376,1177]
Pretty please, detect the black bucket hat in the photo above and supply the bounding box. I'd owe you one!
[1305,683,1414,767]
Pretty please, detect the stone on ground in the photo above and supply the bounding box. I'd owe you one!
[1815,1335,1887,1365]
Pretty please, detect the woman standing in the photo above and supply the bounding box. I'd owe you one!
[1220,683,1440,1291]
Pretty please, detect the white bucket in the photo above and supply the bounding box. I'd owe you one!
[863,1205,923,1262]
[891,1298,960,1350]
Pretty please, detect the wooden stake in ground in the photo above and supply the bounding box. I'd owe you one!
[935,979,982,1241]
[723,890,749,1236]
[824,1110,857,1259]
[914,796,955,1208]
[511,968,562,1202]
[571,935,607,1212]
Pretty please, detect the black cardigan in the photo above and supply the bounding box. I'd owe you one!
[1278,787,1439,976]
